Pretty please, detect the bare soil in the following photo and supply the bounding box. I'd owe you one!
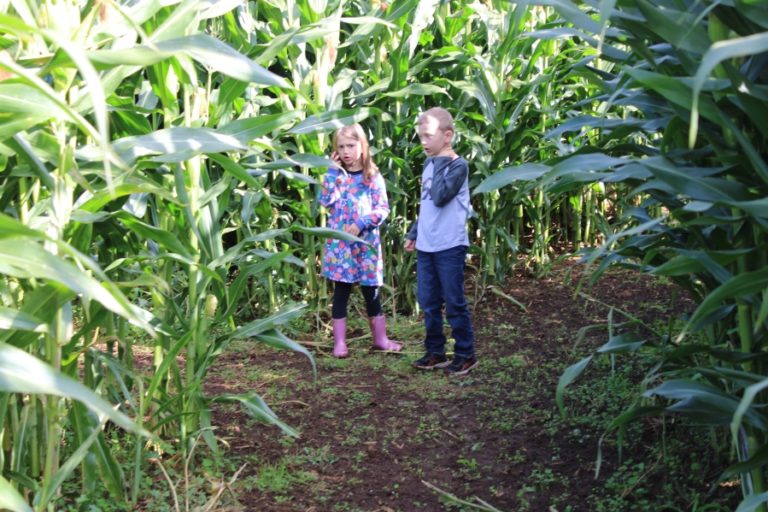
[203,261,739,511]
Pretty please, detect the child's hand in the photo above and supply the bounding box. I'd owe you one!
[331,151,343,168]
[344,224,361,236]
[404,239,416,252]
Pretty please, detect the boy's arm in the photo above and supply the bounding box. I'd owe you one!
[430,158,468,207]
[404,221,417,251]
[406,221,417,241]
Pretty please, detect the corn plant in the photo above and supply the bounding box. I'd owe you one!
[474,0,768,508]
[0,0,327,508]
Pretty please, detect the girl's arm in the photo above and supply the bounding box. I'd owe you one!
[354,175,390,232]
[318,168,345,207]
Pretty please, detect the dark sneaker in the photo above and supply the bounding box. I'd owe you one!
[412,353,450,370]
[444,355,478,376]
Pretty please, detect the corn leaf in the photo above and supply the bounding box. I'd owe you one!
[0,342,150,436]
[89,34,289,87]
[289,108,381,134]
[556,355,593,417]
[213,393,299,437]
[0,474,32,512]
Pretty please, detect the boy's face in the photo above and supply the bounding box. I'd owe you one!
[417,116,452,157]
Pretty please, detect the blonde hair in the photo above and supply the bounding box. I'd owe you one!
[333,124,378,183]
[417,107,454,132]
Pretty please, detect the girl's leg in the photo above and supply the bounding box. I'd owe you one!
[331,281,352,358]
[361,286,401,352]
[360,285,382,318]
[332,281,353,319]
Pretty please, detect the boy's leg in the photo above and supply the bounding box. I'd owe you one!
[416,250,447,355]
[435,246,475,359]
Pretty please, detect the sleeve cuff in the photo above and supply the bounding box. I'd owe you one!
[355,219,366,232]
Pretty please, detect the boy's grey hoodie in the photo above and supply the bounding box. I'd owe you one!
[406,156,471,252]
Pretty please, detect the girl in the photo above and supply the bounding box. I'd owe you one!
[319,124,401,358]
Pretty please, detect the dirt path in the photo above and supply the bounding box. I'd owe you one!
[205,262,737,511]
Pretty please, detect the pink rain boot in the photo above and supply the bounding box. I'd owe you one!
[369,315,402,352]
[332,318,349,358]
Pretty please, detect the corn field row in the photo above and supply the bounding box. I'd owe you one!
[0,0,766,509]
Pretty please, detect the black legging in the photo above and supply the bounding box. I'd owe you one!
[331,281,382,319]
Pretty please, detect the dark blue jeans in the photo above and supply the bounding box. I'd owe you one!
[416,245,475,358]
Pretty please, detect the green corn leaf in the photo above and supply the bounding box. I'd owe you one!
[474,163,550,194]
[1,284,74,348]
[250,153,334,171]
[255,329,316,380]
[635,0,711,53]
[691,32,768,147]
[0,238,153,333]
[89,34,289,87]
[0,307,46,333]
[78,127,246,165]
[207,154,260,188]
[0,84,69,120]
[292,225,369,244]
[556,355,592,417]
[651,251,732,284]
[342,15,399,47]
[219,111,304,144]
[0,212,45,239]
[543,0,603,35]
[0,342,150,436]
[0,46,101,144]
[200,0,243,19]
[0,474,32,512]
[687,267,768,330]
[69,403,125,498]
[595,333,647,354]
[732,377,768,455]
[213,393,298,437]
[727,198,768,219]
[37,412,113,508]
[77,182,179,213]
[254,25,334,65]
[722,442,768,480]
[626,68,723,125]
[408,0,440,58]
[288,108,382,134]
[248,167,318,185]
[642,158,748,202]
[736,492,768,512]
[229,302,307,341]
[646,379,768,429]
[143,332,193,417]
[383,83,448,98]
[117,214,193,260]
[607,405,665,430]
[0,114,49,141]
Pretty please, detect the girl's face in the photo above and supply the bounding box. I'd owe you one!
[336,134,363,169]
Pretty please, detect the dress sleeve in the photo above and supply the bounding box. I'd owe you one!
[355,174,390,231]
[319,167,344,207]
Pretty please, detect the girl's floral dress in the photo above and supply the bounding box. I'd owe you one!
[319,168,390,286]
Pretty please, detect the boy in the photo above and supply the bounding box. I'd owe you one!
[404,107,478,376]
